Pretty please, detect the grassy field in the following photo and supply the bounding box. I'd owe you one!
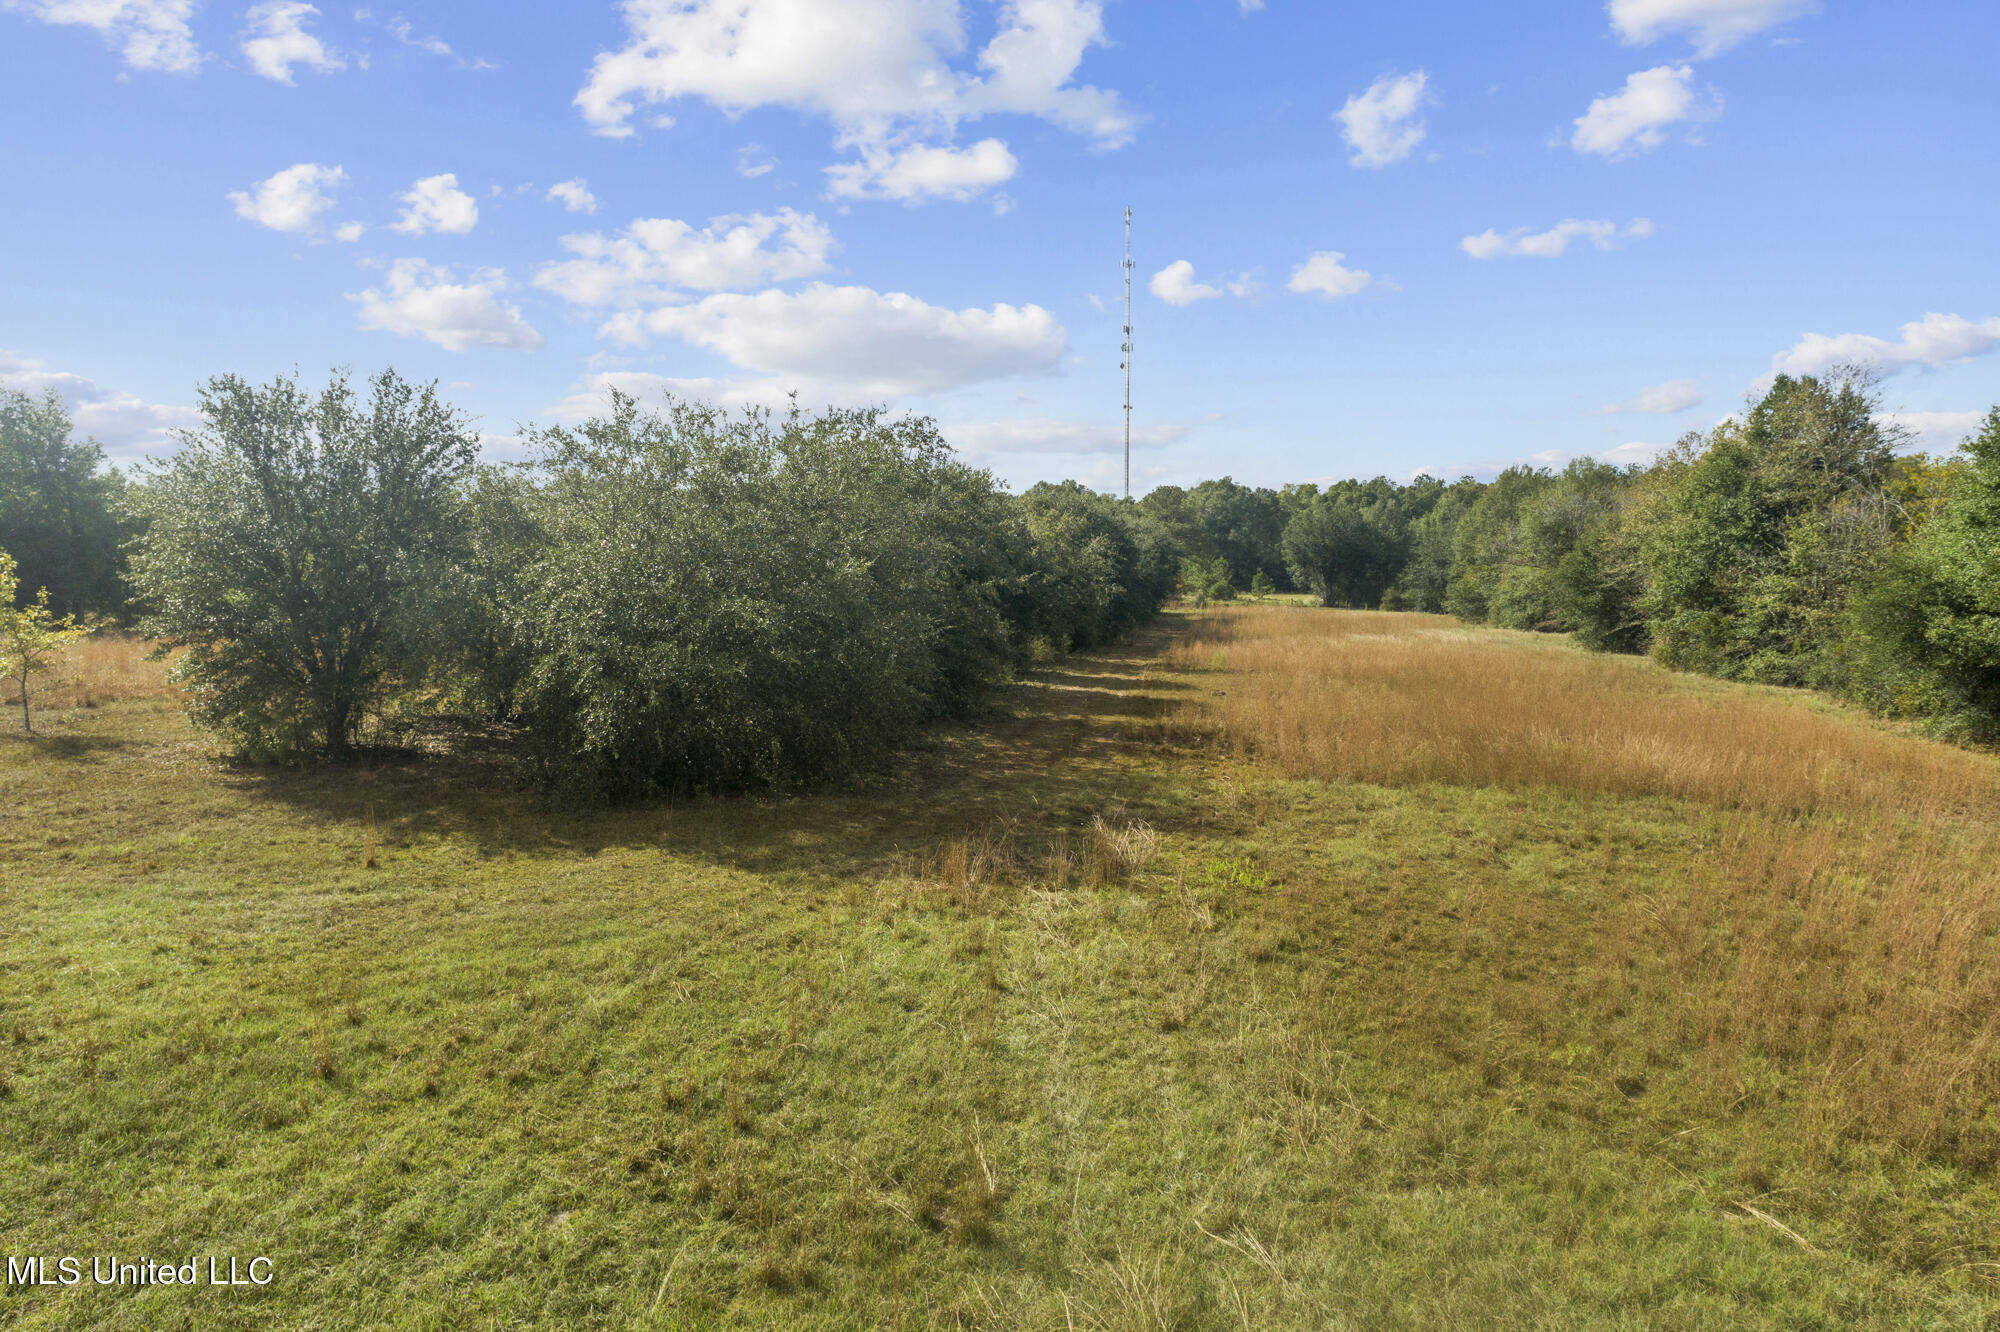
[3,607,1998,1329]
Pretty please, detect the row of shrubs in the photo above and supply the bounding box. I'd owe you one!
[6,372,1176,803]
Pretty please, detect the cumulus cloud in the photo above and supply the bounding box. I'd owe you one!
[604,283,1067,398]
[1573,65,1720,158]
[392,173,479,235]
[227,162,348,233]
[1461,217,1655,259]
[545,178,599,214]
[943,417,1187,455]
[1287,251,1375,300]
[1599,378,1702,414]
[0,348,199,455]
[737,144,778,178]
[574,0,1134,202]
[824,138,1017,203]
[3,0,202,73]
[241,2,343,83]
[1336,70,1430,168]
[535,209,837,307]
[1608,0,1818,57]
[1770,313,2000,380]
[350,260,542,351]
[1149,260,1221,307]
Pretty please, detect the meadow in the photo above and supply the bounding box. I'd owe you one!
[3,606,1998,1329]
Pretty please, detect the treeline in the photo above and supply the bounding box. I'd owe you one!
[1,373,1176,803]
[7,368,1998,781]
[1251,373,2000,739]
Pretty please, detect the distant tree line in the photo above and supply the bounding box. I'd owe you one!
[6,367,1997,784]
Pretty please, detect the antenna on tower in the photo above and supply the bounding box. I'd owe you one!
[1121,205,1133,500]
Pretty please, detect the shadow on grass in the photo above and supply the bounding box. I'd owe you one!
[215,621,1199,880]
[2,730,134,762]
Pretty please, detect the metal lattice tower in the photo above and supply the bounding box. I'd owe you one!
[1122,206,1133,499]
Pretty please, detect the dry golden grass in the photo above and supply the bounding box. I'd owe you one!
[1168,606,2000,820]
[1172,604,2000,1171]
[0,631,178,717]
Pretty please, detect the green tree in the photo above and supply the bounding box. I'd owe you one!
[1282,492,1400,608]
[1389,478,1482,612]
[1444,468,1553,623]
[0,549,91,733]
[126,369,478,760]
[1642,374,1892,685]
[1186,477,1287,591]
[1852,407,2000,734]
[0,389,128,617]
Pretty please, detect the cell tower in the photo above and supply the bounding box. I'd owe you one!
[1122,206,1134,500]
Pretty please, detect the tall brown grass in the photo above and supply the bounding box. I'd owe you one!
[1174,605,2000,1169]
[1167,606,2000,820]
[0,633,178,715]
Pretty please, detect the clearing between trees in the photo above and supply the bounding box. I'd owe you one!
[2,605,1997,1329]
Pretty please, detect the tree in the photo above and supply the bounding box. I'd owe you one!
[0,550,90,733]
[1389,478,1482,612]
[1186,478,1288,591]
[1282,493,1400,608]
[126,370,478,760]
[1853,407,2000,735]
[0,390,127,617]
[1444,467,1553,623]
[1641,373,1893,685]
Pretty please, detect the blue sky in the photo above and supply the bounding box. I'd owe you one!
[2,0,1995,491]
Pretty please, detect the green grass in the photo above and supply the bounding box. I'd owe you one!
[2,614,1996,1328]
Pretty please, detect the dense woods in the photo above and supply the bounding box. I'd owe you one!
[5,368,1999,795]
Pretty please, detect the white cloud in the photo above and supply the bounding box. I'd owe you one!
[1336,70,1429,169]
[227,162,347,233]
[545,178,599,214]
[0,348,199,455]
[392,173,479,235]
[535,209,837,307]
[1461,217,1655,259]
[350,260,542,351]
[1149,260,1221,307]
[388,16,450,56]
[1236,0,1263,11]
[824,138,1018,203]
[1572,65,1720,158]
[3,0,202,73]
[1607,0,1817,57]
[1883,410,1986,453]
[1599,378,1702,414]
[607,283,1067,398]
[333,221,365,243]
[943,417,1186,455]
[1287,251,1375,300]
[737,144,777,178]
[1770,313,2000,380]
[241,2,343,84]
[573,0,1135,202]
